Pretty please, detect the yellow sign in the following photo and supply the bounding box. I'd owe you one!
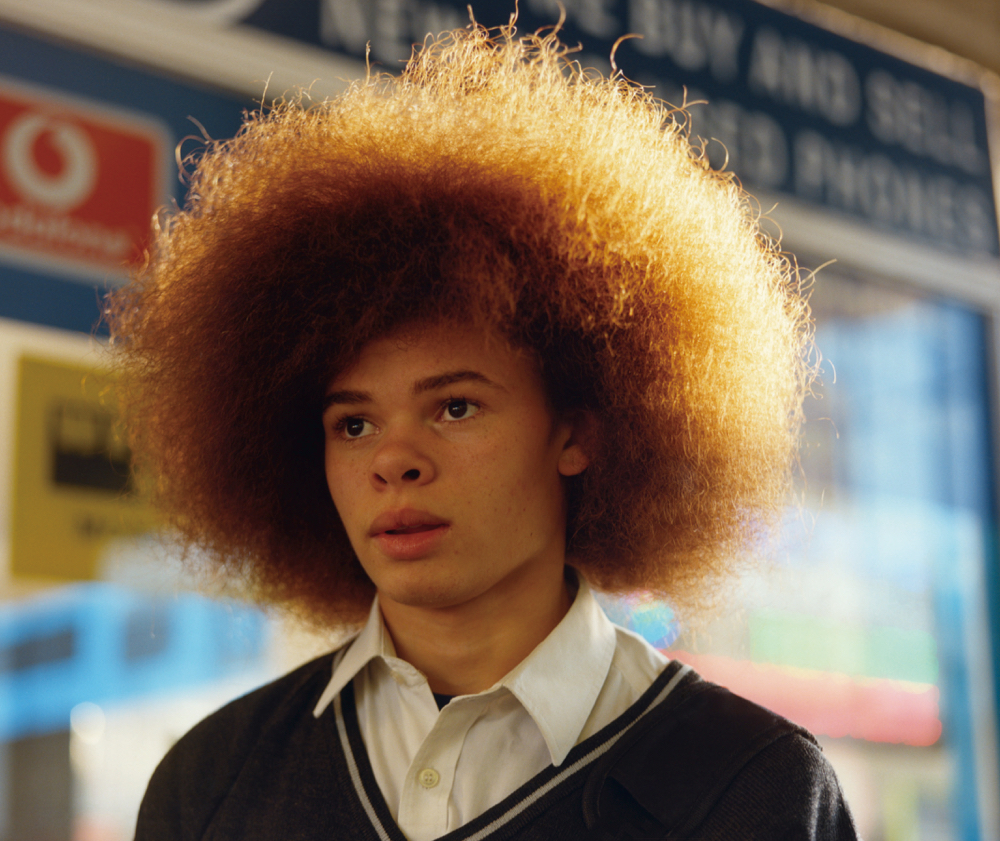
[10,355,158,580]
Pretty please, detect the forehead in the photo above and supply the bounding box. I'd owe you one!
[326,321,543,396]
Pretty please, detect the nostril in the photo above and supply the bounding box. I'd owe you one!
[403,468,421,481]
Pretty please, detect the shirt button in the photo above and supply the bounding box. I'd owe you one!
[417,768,440,789]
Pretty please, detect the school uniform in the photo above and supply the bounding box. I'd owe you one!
[135,578,857,840]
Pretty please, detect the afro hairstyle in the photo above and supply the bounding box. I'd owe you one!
[107,24,813,624]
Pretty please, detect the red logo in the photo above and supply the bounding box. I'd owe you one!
[0,79,168,279]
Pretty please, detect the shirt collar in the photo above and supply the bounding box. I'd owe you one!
[312,573,618,767]
[312,597,395,717]
[499,574,616,765]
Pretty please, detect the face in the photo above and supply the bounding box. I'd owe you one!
[322,322,589,615]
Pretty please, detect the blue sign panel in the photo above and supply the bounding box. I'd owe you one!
[0,583,268,740]
[0,25,251,333]
[219,0,998,258]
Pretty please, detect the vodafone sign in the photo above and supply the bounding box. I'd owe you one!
[0,79,167,279]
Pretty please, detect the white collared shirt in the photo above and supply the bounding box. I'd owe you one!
[312,577,668,841]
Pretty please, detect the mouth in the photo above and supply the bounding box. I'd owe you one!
[384,524,445,535]
[368,509,451,559]
[369,508,450,538]
[371,514,451,561]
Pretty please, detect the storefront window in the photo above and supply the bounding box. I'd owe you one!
[610,268,1000,840]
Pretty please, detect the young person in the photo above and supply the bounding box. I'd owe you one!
[111,23,857,841]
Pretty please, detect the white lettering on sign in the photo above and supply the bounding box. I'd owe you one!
[0,201,131,259]
[865,70,987,176]
[794,130,995,253]
[321,0,368,55]
[320,0,465,63]
[628,0,744,82]
[528,0,620,38]
[748,27,860,127]
[374,0,409,63]
[3,113,98,212]
[692,98,788,188]
[650,78,788,189]
[576,53,615,79]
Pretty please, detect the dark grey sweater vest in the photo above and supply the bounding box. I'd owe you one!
[135,655,858,841]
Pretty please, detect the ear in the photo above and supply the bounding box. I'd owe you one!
[557,411,596,477]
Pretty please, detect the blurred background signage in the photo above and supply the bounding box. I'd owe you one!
[10,356,158,582]
[152,0,1000,259]
[0,79,167,282]
[0,24,249,333]
[0,586,267,741]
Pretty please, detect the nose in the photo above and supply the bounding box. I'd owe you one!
[369,432,436,490]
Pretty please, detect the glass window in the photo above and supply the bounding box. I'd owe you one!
[609,268,1000,839]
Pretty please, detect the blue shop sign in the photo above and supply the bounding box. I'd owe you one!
[220,0,999,258]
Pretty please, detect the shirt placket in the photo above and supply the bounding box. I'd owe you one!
[397,696,491,841]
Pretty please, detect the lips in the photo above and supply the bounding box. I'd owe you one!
[369,509,449,537]
[369,509,450,560]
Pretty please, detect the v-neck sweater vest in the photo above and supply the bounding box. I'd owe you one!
[135,654,857,841]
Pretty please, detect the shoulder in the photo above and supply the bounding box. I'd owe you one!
[695,728,858,841]
[586,666,859,841]
[134,652,336,841]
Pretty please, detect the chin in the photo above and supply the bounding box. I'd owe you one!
[370,564,477,611]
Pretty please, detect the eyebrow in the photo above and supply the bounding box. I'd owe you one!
[413,370,503,395]
[323,370,503,410]
[323,389,372,410]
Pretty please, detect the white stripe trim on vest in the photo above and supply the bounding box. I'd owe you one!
[335,662,692,841]
[461,663,690,841]
[334,691,394,841]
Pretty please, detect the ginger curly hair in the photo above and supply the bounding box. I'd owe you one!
[107,24,812,624]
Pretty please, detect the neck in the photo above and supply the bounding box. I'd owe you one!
[378,564,573,696]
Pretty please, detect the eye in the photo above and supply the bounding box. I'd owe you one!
[337,417,376,439]
[441,399,480,422]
